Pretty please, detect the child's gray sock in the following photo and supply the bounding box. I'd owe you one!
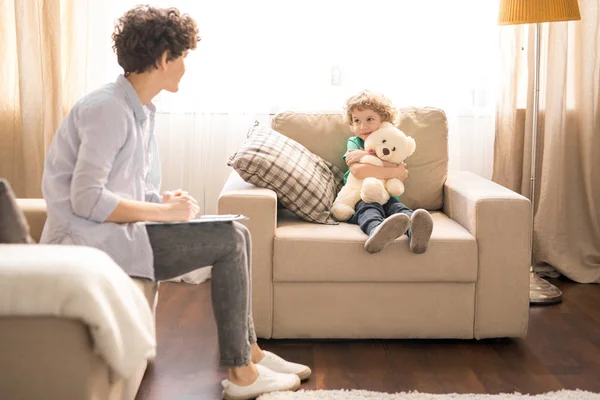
[410,209,433,254]
[365,213,410,254]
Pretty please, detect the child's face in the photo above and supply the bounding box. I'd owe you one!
[351,108,383,141]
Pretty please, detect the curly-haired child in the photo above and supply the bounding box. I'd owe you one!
[341,91,433,254]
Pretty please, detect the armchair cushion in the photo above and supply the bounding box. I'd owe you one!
[396,107,448,210]
[0,179,34,244]
[228,125,343,224]
[274,210,477,283]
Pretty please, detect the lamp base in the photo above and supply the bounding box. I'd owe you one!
[530,271,562,305]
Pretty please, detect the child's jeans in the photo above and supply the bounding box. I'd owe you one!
[347,198,414,239]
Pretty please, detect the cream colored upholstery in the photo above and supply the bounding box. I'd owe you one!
[219,175,278,337]
[0,200,158,400]
[274,211,477,283]
[271,107,449,211]
[220,107,531,339]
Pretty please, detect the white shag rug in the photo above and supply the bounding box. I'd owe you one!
[258,389,600,400]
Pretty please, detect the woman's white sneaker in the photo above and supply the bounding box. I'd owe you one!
[257,351,312,380]
[221,364,300,400]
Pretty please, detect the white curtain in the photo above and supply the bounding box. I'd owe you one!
[1,0,63,197]
[493,0,600,283]
[155,112,272,214]
[62,0,501,214]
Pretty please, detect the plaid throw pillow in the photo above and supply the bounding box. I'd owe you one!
[228,125,343,224]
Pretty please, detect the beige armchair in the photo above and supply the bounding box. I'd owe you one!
[219,108,531,340]
[0,199,158,400]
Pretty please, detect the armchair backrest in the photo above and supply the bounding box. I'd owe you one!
[271,107,449,211]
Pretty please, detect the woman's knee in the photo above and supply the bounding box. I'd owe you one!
[208,222,246,257]
[227,222,249,256]
[212,225,248,274]
[233,221,251,243]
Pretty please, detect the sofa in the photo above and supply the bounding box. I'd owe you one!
[218,107,531,340]
[0,199,158,400]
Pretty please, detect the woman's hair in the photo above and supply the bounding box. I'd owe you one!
[112,5,200,76]
[344,90,398,125]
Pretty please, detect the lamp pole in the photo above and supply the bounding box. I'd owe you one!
[528,22,563,305]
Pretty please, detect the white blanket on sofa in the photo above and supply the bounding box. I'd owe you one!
[0,244,156,379]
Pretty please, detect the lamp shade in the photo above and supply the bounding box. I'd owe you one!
[498,0,581,25]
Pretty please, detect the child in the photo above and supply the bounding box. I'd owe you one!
[343,91,433,254]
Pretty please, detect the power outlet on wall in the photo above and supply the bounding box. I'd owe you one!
[330,64,342,86]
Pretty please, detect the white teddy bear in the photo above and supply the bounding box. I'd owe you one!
[331,122,416,222]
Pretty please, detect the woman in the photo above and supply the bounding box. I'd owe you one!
[40,5,309,399]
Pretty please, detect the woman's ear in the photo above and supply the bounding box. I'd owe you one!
[157,50,169,71]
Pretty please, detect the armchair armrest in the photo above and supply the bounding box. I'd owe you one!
[218,171,278,338]
[443,171,531,338]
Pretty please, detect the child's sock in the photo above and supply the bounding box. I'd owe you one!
[364,213,410,254]
[410,209,433,254]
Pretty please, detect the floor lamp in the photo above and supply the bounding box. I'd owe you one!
[497,0,581,305]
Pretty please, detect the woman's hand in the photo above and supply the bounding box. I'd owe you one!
[346,149,370,166]
[161,189,188,203]
[160,194,199,222]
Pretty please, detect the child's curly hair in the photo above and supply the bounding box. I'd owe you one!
[344,90,398,125]
[112,5,200,76]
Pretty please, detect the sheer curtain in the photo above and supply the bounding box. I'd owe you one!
[0,0,63,197]
[1,0,502,207]
[63,0,502,214]
[493,0,599,283]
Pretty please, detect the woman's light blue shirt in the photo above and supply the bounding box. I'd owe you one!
[41,75,161,280]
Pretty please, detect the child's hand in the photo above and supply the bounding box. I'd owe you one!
[346,149,370,166]
[393,163,409,183]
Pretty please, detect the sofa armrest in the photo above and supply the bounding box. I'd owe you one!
[443,171,531,338]
[218,171,278,338]
[0,316,128,400]
[0,244,156,379]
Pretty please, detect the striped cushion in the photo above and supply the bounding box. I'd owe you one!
[228,125,343,224]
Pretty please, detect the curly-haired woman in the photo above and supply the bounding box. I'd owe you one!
[40,5,308,399]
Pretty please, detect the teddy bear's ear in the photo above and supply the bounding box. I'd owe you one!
[407,137,416,156]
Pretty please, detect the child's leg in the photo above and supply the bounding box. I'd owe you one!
[349,200,410,253]
[383,198,413,222]
[348,200,385,235]
[384,200,433,254]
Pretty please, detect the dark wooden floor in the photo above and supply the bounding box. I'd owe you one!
[136,278,600,399]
